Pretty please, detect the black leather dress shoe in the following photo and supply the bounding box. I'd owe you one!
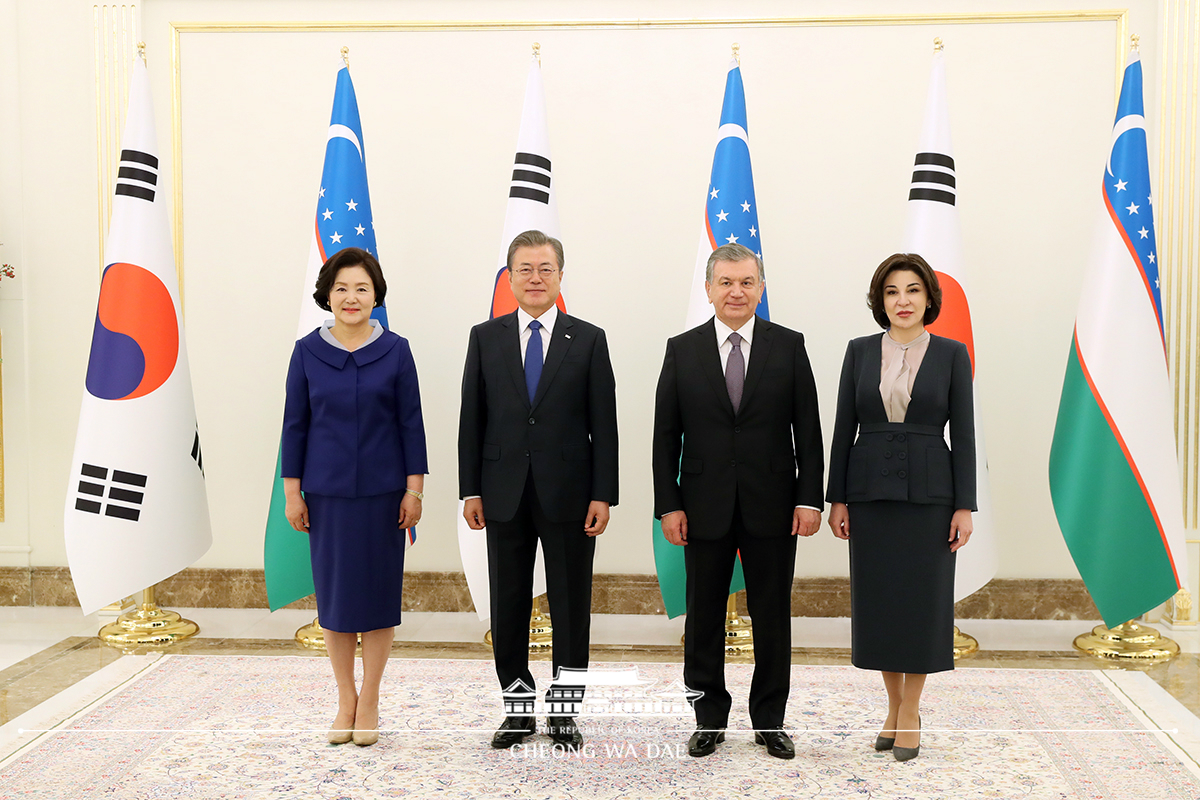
[546,717,583,749]
[754,729,795,759]
[687,727,726,757]
[490,716,535,749]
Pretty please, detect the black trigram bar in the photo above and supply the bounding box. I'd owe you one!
[512,168,551,187]
[191,431,204,474]
[113,470,148,487]
[908,187,956,206]
[914,152,954,170]
[108,487,144,504]
[81,463,108,479]
[509,186,550,204]
[911,170,955,188]
[121,149,159,169]
[105,505,141,521]
[75,498,102,514]
[117,166,158,185]
[115,184,155,201]
[77,481,104,497]
[514,152,551,171]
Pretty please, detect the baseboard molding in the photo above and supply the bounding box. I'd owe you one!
[0,566,1100,620]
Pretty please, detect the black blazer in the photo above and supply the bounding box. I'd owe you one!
[652,316,824,540]
[458,310,619,523]
[826,333,976,509]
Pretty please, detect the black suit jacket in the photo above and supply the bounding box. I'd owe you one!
[826,333,977,509]
[458,310,619,523]
[652,316,824,540]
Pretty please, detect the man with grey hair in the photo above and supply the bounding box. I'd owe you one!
[652,242,824,760]
[459,229,619,751]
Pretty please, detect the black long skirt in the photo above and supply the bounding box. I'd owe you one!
[848,500,956,674]
[306,491,406,634]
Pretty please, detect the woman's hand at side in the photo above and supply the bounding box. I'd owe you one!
[949,509,973,552]
[283,477,309,532]
[828,502,850,539]
[398,475,425,529]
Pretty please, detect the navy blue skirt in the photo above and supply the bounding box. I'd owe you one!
[848,500,956,674]
[306,491,405,633]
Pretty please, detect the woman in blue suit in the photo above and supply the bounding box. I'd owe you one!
[827,253,976,762]
[282,247,428,746]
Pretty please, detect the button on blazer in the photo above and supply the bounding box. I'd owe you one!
[826,333,976,510]
[281,328,428,497]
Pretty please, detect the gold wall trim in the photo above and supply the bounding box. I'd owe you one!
[1158,1,1200,527]
[93,4,139,272]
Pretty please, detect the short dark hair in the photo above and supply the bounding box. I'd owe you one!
[506,230,564,271]
[866,253,941,329]
[313,247,387,311]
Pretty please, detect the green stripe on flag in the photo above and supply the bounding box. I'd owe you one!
[652,518,746,619]
[263,446,314,611]
[1049,339,1178,627]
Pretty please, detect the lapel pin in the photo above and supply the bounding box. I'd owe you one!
[565,334,572,339]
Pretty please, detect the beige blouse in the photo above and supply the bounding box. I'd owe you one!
[880,330,931,423]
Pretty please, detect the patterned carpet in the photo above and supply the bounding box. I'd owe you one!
[1,655,1199,799]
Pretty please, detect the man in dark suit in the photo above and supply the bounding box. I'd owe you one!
[652,243,824,760]
[459,230,619,751]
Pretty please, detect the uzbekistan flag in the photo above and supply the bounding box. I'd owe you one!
[902,45,998,602]
[65,56,212,613]
[653,59,761,618]
[1048,47,1188,628]
[457,55,561,620]
[264,59,411,612]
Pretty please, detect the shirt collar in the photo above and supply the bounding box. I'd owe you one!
[714,313,755,347]
[320,318,383,351]
[518,303,559,335]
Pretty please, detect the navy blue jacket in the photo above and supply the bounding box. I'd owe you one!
[826,333,976,509]
[282,328,428,497]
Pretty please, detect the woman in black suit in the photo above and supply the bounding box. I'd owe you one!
[826,253,976,762]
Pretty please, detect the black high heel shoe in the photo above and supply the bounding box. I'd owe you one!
[893,715,921,762]
[873,734,895,751]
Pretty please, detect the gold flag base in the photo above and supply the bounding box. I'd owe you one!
[484,596,554,651]
[953,626,979,659]
[724,593,754,656]
[294,616,362,651]
[1073,620,1180,663]
[99,586,198,648]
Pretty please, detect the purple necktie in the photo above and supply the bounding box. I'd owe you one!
[525,320,543,402]
[726,332,744,412]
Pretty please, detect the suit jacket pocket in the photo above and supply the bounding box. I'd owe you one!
[925,446,954,499]
[847,447,868,495]
[770,455,796,474]
[562,443,592,461]
[482,443,501,461]
[680,457,703,474]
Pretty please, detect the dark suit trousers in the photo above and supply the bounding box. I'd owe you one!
[487,472,596,711]
[684,501,797,730]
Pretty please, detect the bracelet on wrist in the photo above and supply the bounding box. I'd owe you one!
[405,488,424,501]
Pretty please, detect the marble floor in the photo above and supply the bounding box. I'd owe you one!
[2,607,1199,727]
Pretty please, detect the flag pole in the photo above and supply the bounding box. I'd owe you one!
[99,583,200,648]
[340,45,350,68]
[731,42,740,66]
[532,41,540,65]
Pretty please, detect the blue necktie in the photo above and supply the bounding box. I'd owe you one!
[525,320,543,403]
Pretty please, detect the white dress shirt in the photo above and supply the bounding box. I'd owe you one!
[517,304,558,365]
[714,314,754,377]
